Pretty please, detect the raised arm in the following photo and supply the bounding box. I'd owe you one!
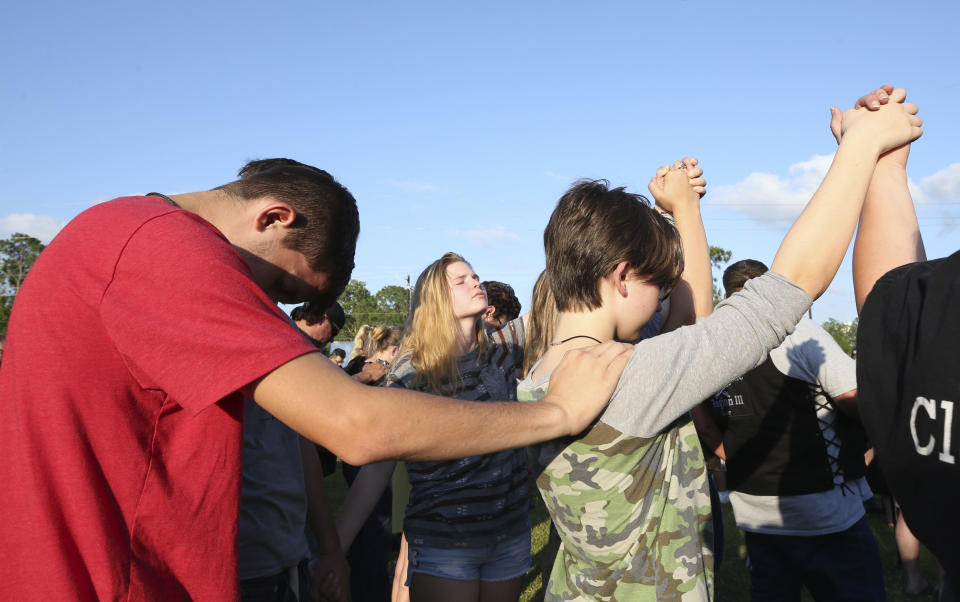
[648,157,713,332]
[771,87,922,299]
[650,158,724,453]
[247,340,632,465]
[830,85,927,312]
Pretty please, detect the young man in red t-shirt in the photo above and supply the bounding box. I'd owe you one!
[0,161,632,601]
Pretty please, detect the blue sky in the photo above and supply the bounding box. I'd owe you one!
[2,1,958,324]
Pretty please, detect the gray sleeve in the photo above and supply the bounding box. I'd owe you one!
[601,270,812,437]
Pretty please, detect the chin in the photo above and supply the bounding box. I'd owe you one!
[617,325,645,343]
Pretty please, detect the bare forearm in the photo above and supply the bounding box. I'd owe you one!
[252,342,630,465]
[650,159,712,328]
[299,437,343,554]
[690,401,725,460]
[833,389,860,421]
[250,354,569,465]
[772,136,880,299]
[674,206,713,320]
[336,387,567,463]
[335,461,395,549]
[853,163,925,312]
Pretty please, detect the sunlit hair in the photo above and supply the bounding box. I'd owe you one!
[370,325,403,354]
[524,270,558,378]
[544,179,683,311]
[349,325,373,361]
[399,252,490,394]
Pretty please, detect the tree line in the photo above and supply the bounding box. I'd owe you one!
[335,280,409,341]
[0,236,857,354]
[0,233,45,334]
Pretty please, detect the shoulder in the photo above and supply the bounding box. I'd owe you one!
[790,317,836,346]
[89,197,239,273]
[517,374,549,402]
[488,317,524,347]
[46,197,219,259]
[860,251,960,390]
[864,252,960,325]
[772,317,854,390]
[85,196,219,238]
[387,352,417,388]
[776,318,841,360]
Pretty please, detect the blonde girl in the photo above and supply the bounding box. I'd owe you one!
[337,252,530,602]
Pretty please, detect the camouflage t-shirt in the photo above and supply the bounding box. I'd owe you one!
[518,381,713,601]
[516,271,813,601]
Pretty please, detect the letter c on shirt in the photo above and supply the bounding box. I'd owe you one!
[911,396,936,456]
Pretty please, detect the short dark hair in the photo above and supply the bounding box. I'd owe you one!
[290,301,327,325]
[544,179,683,312]
[228,158,360,304]
[482,281,521,322]
[723,259,769,297]
[330,348,346,360]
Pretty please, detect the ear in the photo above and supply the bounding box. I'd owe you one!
[253,200,297,233]
[612,261,630,297]
[484,305,496,319]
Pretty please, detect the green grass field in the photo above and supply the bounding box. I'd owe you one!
[324,469,942,601]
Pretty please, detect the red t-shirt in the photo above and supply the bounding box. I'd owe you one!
[0,197,317,600]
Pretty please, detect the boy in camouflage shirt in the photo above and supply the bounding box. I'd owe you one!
[516,94,918,598]
[518,162,719,601]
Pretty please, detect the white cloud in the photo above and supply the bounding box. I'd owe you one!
[709,154,833,227]
[921,163,960,202]
[391,180,437,193]
[710,154,934,228]
[446,225,519,248]
[0,214,67,243]
[908,179,929,205]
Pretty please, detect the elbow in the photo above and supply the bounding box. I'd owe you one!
[337,445,379,467]
[327,413,397,466]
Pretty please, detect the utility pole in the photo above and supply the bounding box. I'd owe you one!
[406,274,412,314]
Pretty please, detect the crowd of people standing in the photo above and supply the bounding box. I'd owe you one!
[0,84,955,602]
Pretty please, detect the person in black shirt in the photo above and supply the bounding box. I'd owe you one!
[845,85,957,601]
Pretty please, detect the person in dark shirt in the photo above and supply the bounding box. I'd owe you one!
[844,85,957,601]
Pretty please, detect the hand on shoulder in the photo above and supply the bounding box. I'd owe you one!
[542,340,634,435]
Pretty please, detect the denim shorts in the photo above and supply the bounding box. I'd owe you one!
[406,533,531,584]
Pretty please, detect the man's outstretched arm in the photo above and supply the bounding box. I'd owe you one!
[247,340,632,466]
